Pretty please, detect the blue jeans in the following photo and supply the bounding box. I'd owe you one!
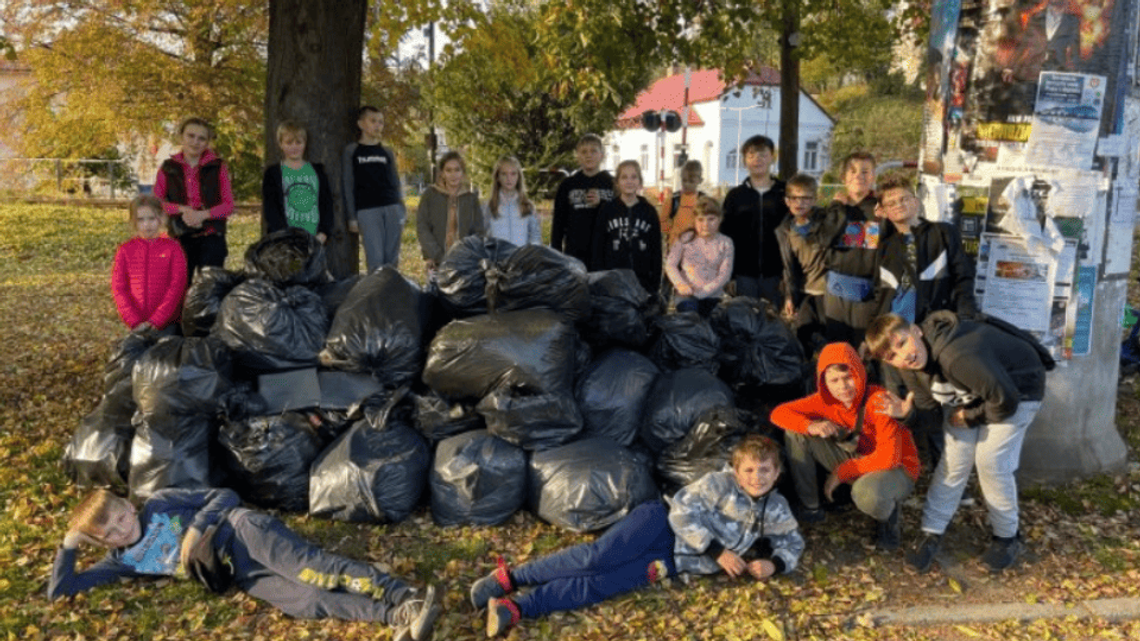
[512,501,676,619]
[675,296,720,317]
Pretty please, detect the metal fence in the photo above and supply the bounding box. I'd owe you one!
[0,157,135,199]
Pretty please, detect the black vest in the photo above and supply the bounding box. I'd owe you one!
[161,158,226,236]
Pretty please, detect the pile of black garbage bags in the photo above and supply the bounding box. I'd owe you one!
[64,229,807,533]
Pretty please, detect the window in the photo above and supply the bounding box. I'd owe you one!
[726,149,738,169]
[639,144,649,172]
[803,141,819,172]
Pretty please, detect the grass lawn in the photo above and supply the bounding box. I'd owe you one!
[0,201,1138,640]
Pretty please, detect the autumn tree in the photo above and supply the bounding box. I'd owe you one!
[427,1,648,191]
[0,0,267,196]
[535,0,897,178]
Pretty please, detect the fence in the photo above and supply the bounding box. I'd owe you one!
[0,157,135,199]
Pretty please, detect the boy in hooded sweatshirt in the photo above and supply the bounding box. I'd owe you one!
[770,342,920,550]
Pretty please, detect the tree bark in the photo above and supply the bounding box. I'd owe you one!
[778,0,800,179]
[265,0,367,278]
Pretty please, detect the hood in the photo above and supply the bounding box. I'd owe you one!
[428,183,472,198]
[816,342,866,407]
[920,310,963,364]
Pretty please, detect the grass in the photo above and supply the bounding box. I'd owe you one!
[0,201,1138,640]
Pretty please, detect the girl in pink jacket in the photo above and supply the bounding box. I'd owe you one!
[111,194,188,331]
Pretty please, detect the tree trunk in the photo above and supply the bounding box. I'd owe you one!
[265,0,367,278]
[778,0,800,179]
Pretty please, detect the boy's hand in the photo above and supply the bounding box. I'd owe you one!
[424,259,438,272]
[717,550,746,578]
[180,527,202,570]
[315,232,327,244]
[347,220,359,234]
[63,530,92,549]
[823,472,843,502]
[947,407,968,427]
[782,298,795,319]
[807,420,842,438]
[747,559,776,580]
[876,391,914,419]
[676,283,693,296]
[585,189,600,207]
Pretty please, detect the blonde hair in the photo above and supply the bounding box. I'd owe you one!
[435,151,467,190]
[69,489,126,541]
[276,120,308,145]
[488,155,534,219]
[731,434,781,471]
[681,160,703,180]
[615,159,643,186]
[865,313,913,360]
[129,194,166,232]
[678,195,722,244]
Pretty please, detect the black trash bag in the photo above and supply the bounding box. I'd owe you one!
[213,279,329,371]
[312,275,362,321]
[64,332,157,489]
[423,309,577,401]
[309,389,430,523]
[415,392,483,442]
[640,368,734,453]
[319,267,428,387]
[655,407,756,492]
[218,412,325,512]
[430,430,527,526]
[476,389,583,451]
[709,297,805,387]
[575,349,660,447]
[244,226,332,287]
[580,269,652,348]
[182,267,244,337]
[435,236,518,317]
[648,312,720,374]
[485,244,590,321]
[528,437,659,533]
[129,336,233,502]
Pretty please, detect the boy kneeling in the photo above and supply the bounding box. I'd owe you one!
[49,488,440,641]
[770,342,920,549]
[469,434,803,637]
[865,311,1048,572]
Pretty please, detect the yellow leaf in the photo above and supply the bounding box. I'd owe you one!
[760,618,785,641]
[949,577,963,594]
[954,625,982,637]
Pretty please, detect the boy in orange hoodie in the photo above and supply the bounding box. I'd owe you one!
[769,342,920,550]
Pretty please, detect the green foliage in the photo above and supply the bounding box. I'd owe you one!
[822,89,924,182]
[428,2,632,188]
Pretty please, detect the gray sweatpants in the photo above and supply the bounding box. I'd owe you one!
[357,203,406,272]
[784,431,914,521]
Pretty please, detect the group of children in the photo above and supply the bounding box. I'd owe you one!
[92,113,1055,637]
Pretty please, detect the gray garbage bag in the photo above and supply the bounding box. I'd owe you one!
[430,430,527,526]
[575,349,660,447]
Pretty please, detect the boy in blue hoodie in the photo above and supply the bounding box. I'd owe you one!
[49,488,439,641]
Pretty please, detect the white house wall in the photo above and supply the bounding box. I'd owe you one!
[605,86,833,193]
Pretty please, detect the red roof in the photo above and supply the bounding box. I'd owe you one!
[616,67,781,129]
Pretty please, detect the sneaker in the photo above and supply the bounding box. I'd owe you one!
[391,584,441,641]
[797,506,826,524]
[470,558,512,609]
[486,597,520,638]
[875,506,901,551]
[981,533,1024,571]
[907,532,943,573]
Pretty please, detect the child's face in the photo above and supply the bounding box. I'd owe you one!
[843,160,875,199]
[744,146,773,179]
[441,159,464,190]
[878,187,920,228]
[358,112,384,139]
[694,212,720,238]
[135,206,164,240]
[497,163,520,192]
[180,124,210,159]
[823,365,858,408]
[98,499,141,548]
[576,142,603,174]
[733,454,780,499]
[880,326,928,370]
[279,135,306,162]
[680,171,701,193]
[785,186,816,220]
[617,166,641,197]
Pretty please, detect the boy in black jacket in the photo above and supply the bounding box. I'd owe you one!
[865,312,1048,573]
[550,133,615,266]
[720,135,788,305]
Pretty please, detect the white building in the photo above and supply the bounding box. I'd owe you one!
[605,68,835,191]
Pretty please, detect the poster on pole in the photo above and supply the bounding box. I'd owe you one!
[1067,265,1097,356]
[1104,183,1136,277]
[979,234,1054,333]
[1024,72,1106,168]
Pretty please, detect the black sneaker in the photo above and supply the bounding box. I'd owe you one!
[391,584,441,641]
[907,532,943,573]
[875,506,901,551]
[797,506,826,524]
[981,533,1024,571]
